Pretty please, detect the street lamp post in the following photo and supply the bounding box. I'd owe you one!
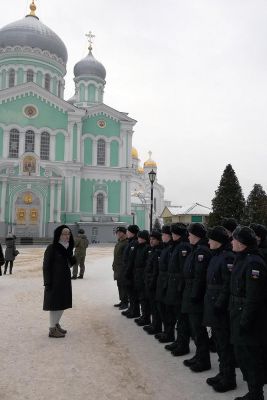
[148,169,156,233]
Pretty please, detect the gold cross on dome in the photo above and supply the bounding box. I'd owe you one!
[85,31,95,52]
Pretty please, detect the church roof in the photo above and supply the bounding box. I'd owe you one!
[163,203,211,217]
[74,50,106,80]
[0,3,68,64]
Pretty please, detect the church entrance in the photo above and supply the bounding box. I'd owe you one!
[13,191,41,237]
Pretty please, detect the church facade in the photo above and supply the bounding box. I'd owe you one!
[0,1,165,242]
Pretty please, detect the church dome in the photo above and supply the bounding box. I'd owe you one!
[131,147,138,159]
[74,50,106,80]
[0,3,68,64]
[144,151,157,168]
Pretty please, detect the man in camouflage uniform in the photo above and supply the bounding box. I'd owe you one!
[72,229,89,279]
[112,227,128,309]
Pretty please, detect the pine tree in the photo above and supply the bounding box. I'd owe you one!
[245,184,267,225]
[153,218,162,231]
[209,164,245,226]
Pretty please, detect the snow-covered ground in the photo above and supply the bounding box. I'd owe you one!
[0,245,265,400]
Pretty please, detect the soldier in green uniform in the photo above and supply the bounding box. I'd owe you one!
[112,227,128,309]
[72,229,89,279]
[182,223,212,372]
[230,226,267,400]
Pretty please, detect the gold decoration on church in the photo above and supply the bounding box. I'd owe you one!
[23,156,36,174]
[17,208,26,224]
[23,193,33,204]
[30,209,38,222]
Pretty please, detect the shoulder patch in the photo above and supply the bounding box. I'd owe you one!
[130,246,135,251]
[198,254,204,262]
[181,250,188,257]
[251,269,260,279]
[227,263,233,271]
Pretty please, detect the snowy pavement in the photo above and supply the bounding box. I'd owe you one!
[0,245,266,400]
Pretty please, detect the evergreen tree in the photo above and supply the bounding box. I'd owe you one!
[153,218,162,231]
[245,184,267,225]
[209,164,245,226]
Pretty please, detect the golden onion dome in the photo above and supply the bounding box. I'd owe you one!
[131,147,139,159]
[144,151,157,168]
[137,167,144,174]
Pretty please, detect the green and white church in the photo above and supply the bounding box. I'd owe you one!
[0,1,165,241]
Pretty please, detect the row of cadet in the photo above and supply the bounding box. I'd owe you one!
[0,233,19,275]
[112,219,267,400]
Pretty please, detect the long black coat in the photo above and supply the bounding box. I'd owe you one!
[155,241,172,302]
[203,244,234,327]
[43,243,75,311]
[133,242,150,294]
[122,237,139,286]
[229,249,267,346]
[144,245,162,299]
[181,238,211,314]
[164,239,191,306]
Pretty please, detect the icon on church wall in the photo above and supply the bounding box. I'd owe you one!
[23,192,33,204]
[30,209,38,222]
[23,156,36,174]
[17,208,26,224]
[97,120,106,128]
[23,105,38,118]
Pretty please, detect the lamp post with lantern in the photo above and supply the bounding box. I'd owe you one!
[148,169,156,233]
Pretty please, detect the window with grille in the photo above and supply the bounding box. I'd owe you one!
[97,139,105,165]
[44,73,51,91]
[40,132,50,160]
[96,193,104,214]
[8,69,15,87]
[25,130,35,153]
[26,69,34,82]
[9,129,19,158]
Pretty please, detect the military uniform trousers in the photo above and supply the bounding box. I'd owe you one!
[117,280,128,305]
[146,290,162,331]
[73,255,85,278]
[188,313,210,363]
[212,323,235,379]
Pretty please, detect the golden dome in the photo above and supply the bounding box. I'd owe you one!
[144,151,157,168]
[137,167,144,174]
[131,147,138,159]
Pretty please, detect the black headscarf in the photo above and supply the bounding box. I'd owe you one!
[52,225,74,262]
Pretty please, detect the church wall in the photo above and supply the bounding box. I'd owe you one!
[80,179,94,212]
[88,84,96,102]
[72,124,78,161]
[0,95,68,130]
[82,115,120,137]
[110,140,119,166]
[83,138,93,165]
[17,68,24,84]
[107,180,121,213]
[0,127,3,156]
[55,132,65,161]
[61,178,65,213]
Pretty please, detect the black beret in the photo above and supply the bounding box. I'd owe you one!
[138,230,150,241]
[150,230,162,241]
[208,226,229,244]
[222,218,238,233]
[188,223,207,238]
[116,226,126,234]
[171,223,187,236]
[250,223,267,242]
[127,224,139,234]
[78,228,85,234]
[162,225,171,235]
[233,226,257,247]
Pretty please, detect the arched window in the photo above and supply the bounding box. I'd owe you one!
[96,193,104,214]
[26,69,34,82]
[40,132,50,160]
[97,139,106,165]
[25,130,35,153]
[9,129,19,158]
[8,69,15,87]
[58,81,62,97]
[44,73,51,91]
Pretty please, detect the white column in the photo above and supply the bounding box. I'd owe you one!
[19,131,25,157]
[67,176,72,212]
[92,139,97,166]
[126,178,131,214]
[56,181,62,222]
[0,179,7,222]
[49,180,55,222]
[35,132,40,157]
[75,176,81,212]
[120,177,126,214]
[3,130,9,158]
[106,141,111,166]
[50,134,56,161]
[68,123,74,161]
[121,132,126,167]
[77,123,82,162]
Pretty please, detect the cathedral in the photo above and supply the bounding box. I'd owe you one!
[0,1,165,242]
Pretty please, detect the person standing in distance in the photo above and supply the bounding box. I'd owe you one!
[72,228,89,279]
[112,227,128,310]
[4,232,18,275]
[43,225,76,338]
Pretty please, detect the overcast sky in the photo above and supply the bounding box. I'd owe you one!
[1,0,267,207]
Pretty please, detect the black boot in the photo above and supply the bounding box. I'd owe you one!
[212,378,237,393]
[183,355,197,367]
[165,341,178,351]
[206,372,223,386]
[171,344,190,356]
[158,333,175,343]
[190,359,211,372]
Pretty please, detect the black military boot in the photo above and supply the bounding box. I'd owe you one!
[171,344,190,356]
[121,309,130,316]
[165,341,178,351]
[183,355,197,367]
[143,324,153,332]
[119,303,128,310]
[206,372,223,386]
[212,378,237,393]
[114,302,122,307]
[158,333,175,343]
[145,325,162,335]
[234,394,250,400]
[190,359,211,372]
[4,265,7,275]
[9,266,13,274]
[137,317,151,326]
